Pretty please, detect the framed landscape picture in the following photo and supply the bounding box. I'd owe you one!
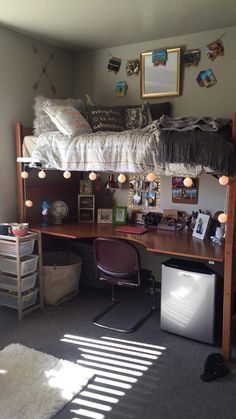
[97,208,113,224]
[172,177,198,204]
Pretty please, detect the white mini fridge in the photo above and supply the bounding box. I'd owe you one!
[161,259,217,344]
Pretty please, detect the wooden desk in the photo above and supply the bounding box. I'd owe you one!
[31,223,224,262]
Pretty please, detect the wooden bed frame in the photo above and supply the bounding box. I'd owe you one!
[15,119,236,360]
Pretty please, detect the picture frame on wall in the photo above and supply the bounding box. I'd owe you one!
[192,213,210,240]
[172,177,198,204]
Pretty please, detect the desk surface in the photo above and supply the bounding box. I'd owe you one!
[31,223,224,262]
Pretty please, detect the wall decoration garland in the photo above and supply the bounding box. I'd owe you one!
[107,56,121,73]
[206,39,224,61]
[183,49,201,66]
[32,45,56,94]
[152,50,167,66]
[126,59,140,75]
[115,81,128,96]
[196,69,217,88]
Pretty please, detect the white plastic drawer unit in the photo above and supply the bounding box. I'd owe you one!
[0,255,38,276]
[0,272,37,293]
[0,289,38,310]
[161,259,217,344]
[0,239,35,257]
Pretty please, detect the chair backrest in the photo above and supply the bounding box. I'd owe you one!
[93,238,140,280]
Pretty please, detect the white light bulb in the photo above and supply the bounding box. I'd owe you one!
[118,173,126,183]
[219,176,229,186]
[89,171,97,181]
[25,200,33,208]
[183,177,193,187]
[38,170,46,179]
[218,213,228,223]
[146,173,156,182]
[21,171,29,179]
[63,170,71,179]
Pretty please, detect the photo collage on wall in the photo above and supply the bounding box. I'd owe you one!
[129,175,160,210]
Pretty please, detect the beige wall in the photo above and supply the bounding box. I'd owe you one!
[75,26,234,213]
[75,26,236,118]
[0,26,75,222]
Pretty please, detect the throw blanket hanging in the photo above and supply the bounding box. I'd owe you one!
[154,115,231,132]
[157,130,236,176]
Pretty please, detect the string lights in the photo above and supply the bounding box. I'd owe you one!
[38,169,46,179]
[89,171,97,181]
[183,176,193,187]
[63,170,71,179]
[146,172,156,182]
[118,173,126,183]
[218,175,229,186]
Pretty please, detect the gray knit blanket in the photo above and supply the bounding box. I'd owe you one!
[154,115,231,132]
[145,116,235,176]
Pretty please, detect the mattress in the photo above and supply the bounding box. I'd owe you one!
[22,135,38,158]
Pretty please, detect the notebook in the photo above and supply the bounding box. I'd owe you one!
[115,225,149,235]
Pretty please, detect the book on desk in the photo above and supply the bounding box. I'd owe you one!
[115,225,149,235]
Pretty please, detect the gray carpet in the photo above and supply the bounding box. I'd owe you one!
[0,288,235,419]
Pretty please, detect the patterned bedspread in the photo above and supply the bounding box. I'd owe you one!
[31,128,214,176]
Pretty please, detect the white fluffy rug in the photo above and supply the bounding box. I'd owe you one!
[0,343,93,419]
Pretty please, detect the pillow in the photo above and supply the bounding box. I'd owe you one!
[149,102,171,121]
[33,95,86,136]
[125,104,152,130]
[43,104,92,137]
[87,106,125,132]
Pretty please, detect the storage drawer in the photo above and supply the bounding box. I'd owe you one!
[0,255,38,275]
[0,289,38,310]
[0,272,37,292]
[0,240,35,257]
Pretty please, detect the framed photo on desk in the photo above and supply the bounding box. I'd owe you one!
[192,213,210,240]
[97,208,113,224]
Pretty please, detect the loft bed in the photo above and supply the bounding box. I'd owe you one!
[16,115,236,360]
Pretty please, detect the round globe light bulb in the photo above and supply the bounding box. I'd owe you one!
[25,200,33,208]
[89,171,97,181]
[63,170,71,179]
[21,171,29,179]
[219,176,229,186]
[146,173,156,182]
[38,170,46,179]
[183,177,193,187]
[118,173,126,183]
[218,213,228,223]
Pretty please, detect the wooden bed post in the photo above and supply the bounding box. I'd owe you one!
[222,113,236,360]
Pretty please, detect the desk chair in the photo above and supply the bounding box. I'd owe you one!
[92,237,157,333]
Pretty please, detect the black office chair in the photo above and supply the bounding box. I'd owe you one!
[92,237,157,333]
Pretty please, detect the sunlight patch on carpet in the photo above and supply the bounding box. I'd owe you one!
[0,343,93,419]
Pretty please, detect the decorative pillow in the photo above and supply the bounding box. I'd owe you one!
[43,105,92,137]
[125,104,152,130]
[149,101,171,121]
[33,95,86,136]
[87,106,125,132]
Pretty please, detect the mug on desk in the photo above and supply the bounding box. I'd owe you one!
[0,223,10,235]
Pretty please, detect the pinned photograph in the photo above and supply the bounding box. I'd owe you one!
[206,39,224,61]
[145,191,156,207]
[196,69,217,88]
[183,49,201,66]
[126,59,140,75]
[152,50,167,66]
[115,81,128,97]
[107,56,121,73]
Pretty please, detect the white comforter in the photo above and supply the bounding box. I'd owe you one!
[31,128,211,176]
